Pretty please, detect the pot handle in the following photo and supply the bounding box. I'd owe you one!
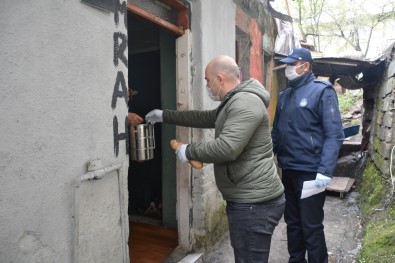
[170,140,203,169]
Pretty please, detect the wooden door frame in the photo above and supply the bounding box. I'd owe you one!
[175,29,193,250]
[127,0,189,36]
[127,0,193,253]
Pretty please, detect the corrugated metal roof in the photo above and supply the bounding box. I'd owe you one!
[274,54,385,90]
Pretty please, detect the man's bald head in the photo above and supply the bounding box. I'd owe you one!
[207,55,240,80]
[204,55,241,100]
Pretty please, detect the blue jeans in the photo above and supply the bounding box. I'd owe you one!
[226,194,285,263]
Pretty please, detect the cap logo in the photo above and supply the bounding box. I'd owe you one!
[299,57,302,60]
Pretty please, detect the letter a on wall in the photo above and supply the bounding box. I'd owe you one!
[111,71,128,109]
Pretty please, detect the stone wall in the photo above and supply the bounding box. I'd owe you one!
[369,43,395,178]
[360,44,395,261]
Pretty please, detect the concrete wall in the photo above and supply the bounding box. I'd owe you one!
[186,0,280,250]
[0,1,129,262]
[234,0,279,122]
[369,44,395,177]
[188,0,236,249]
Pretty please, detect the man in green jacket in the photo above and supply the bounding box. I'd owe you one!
[146,55,284,263]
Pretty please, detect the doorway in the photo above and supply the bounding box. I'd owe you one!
[128,12,178,262]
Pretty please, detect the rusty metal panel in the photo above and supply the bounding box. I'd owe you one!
[131,0,177,24]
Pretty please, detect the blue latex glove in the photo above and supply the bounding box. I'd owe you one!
[315,173,332,188]
[145,109,163,124]
[175,144,188,163]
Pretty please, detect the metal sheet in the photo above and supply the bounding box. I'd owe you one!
[81,0,114,12]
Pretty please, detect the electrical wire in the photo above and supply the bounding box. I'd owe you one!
[387,145,395,206]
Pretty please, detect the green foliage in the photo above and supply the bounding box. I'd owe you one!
[288,0,395,57]
[358,219,395,263]
[337,91,362,115]
[358,158,395,262]
[359,160,387,214]
[338,93,354,114]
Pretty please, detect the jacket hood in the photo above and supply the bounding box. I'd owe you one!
[229,78,270,108]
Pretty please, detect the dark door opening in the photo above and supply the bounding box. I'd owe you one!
[128,50,162,223]
[128,12,178,262]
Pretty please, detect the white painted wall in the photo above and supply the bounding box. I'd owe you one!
[188,0,236,241]
[0,1,129,262]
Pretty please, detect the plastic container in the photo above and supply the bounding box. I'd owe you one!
[343,125,360,138]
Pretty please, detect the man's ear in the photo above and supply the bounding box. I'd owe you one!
[304,62,311,72]
[217,73,224,84]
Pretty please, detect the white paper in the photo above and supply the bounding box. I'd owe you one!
[301,180,326,199]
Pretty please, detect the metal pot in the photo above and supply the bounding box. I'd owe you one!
[129,124,155,161]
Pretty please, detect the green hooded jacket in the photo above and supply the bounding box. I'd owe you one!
[163,78,284,203]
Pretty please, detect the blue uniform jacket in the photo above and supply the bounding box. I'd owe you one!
[271,71,344,177]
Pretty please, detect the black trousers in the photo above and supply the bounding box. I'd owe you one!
[282,170,328,263]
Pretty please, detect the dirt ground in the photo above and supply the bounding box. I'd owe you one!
[204,134,364,262]
[203,189,363,263]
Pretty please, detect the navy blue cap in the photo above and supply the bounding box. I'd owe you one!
[279,48,313,64]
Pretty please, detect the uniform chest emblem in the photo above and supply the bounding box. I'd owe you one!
[299,98,308,107]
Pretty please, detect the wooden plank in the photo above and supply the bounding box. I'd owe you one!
[326,177,355,199]
[314,60,358,66]
[345,178,355,192]
[327,177,355,193]
[327,177,351,192]
[175,29,193,250]
[127,3,184,36]
[177,8,189,30]
[273,64,286,70]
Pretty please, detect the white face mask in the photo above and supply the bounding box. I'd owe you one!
[206,76,222,101]
[285,63,306,81]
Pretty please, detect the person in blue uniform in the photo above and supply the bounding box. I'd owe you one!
[271,48,344,263]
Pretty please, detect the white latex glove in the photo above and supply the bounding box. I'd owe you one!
[175,144,188,163]
[315,173,332,188]
[145,109,163,124]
